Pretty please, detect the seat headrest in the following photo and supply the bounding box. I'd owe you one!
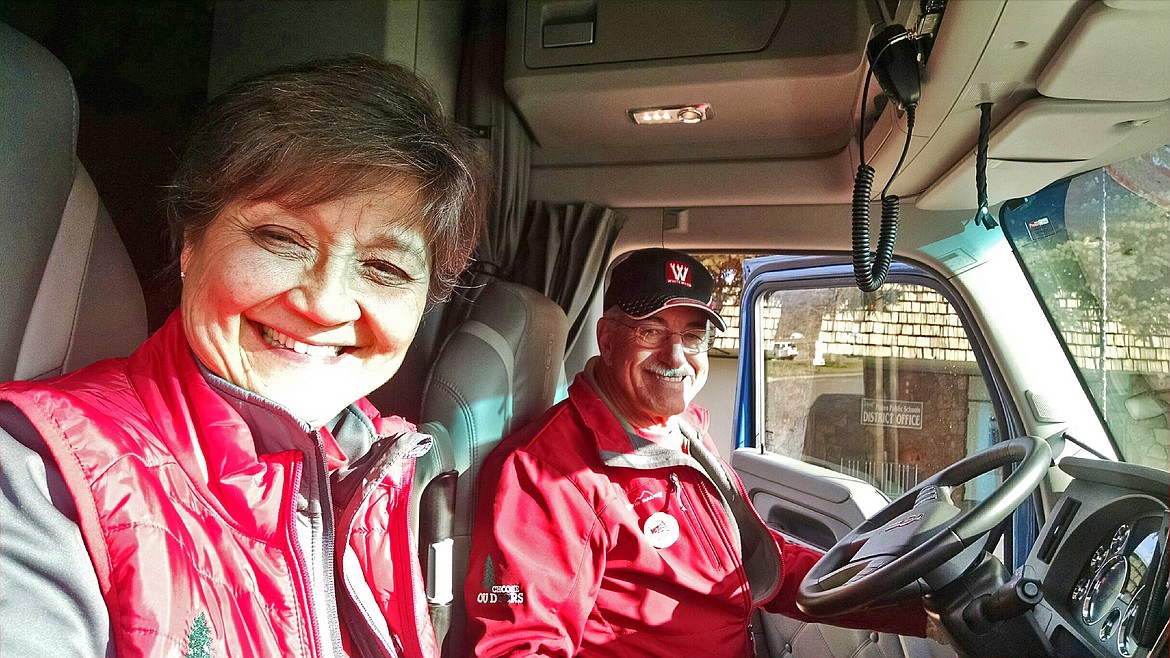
[0,22,147,381]
[421,279,569,449]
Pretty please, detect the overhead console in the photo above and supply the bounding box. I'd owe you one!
[504,0,873,169]
[910,0,1170,211]
[512,0,1170,209]
[518,0,787,67]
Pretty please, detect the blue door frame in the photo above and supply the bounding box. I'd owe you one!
[731,255,1037,568]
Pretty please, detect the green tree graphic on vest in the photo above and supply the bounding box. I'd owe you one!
[184,612,213,658]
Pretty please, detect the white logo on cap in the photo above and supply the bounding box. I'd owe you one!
[666,261,692,287]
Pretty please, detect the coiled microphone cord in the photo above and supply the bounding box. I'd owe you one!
[853,105,915,293]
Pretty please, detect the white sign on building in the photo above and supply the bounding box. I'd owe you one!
[861,398,923,429]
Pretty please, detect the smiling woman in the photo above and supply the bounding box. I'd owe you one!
[179,190,433,428]
[0,54,486,657]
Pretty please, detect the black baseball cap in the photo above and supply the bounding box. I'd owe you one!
[603,248,726,331]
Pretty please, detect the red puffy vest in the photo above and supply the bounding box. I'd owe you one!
[0,313,438,657]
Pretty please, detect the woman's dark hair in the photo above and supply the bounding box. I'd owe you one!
[166,54,488,301]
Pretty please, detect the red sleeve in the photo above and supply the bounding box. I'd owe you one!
[761,529,927,638]
[464,449,605,657]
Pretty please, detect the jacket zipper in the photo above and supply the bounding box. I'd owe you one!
[399,464,422,658]
[338,437,411,658]
[670,472,724,570]
[696,481,737,562]
[669,472,687,512]
[312,432,347,658]
[385,448,416,658]
[696,474,755,618]
[285,457,323,657]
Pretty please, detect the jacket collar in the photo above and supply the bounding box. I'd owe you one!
[199,360,372,471]
[568,367,711,470]
[121,311,419,536]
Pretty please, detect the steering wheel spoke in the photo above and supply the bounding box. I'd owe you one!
[844,526,881,552]
[814,555,895,591]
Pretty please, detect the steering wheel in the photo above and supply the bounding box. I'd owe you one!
[796,436,1052,616]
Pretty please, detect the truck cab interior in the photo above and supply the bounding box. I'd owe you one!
[2,1,1167,656]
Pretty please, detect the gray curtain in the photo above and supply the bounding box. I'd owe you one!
[514,201,626,352]
[442,0,528,335]
[459,65,530,280]
[444,0,626,354]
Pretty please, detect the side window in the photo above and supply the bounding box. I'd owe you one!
[757,281,1000,504]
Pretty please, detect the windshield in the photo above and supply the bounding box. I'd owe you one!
[1000,145,1170,469]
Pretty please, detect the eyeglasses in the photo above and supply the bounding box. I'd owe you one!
[608,319,715,354]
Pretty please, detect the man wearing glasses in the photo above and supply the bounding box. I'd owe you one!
[465,248,926,657]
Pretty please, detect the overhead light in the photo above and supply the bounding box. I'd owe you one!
[628,104,713,125]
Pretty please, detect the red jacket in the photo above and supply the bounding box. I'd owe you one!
[0,313,437,658]
[465,374,925,657]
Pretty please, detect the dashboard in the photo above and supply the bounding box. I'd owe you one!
[1025,458,1168,658]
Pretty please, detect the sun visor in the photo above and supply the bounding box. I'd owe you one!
[917,159,1081,212]
[1036,0,1170,102]
[917,98,1170,210]
[986,99,1170,161]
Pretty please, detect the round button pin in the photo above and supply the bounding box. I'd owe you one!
[642,511,680,549]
